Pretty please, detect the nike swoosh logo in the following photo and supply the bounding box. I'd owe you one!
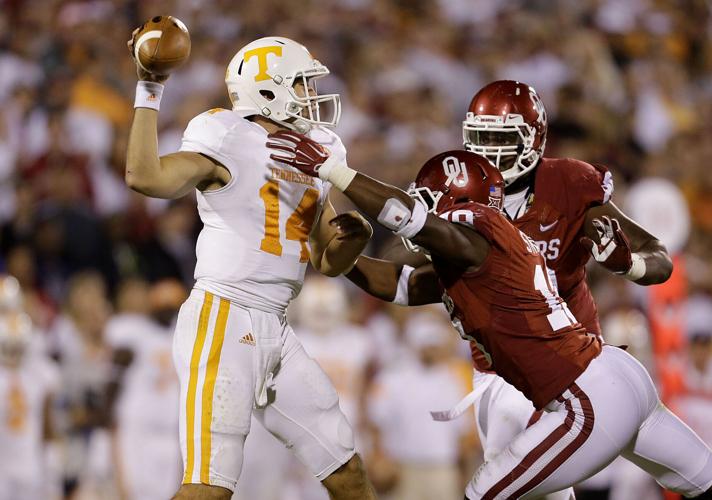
[539,220,559,232]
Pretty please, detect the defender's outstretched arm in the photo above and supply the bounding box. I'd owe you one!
[265,129,489,268]
[346,256,442,306]
[339,174,489,268]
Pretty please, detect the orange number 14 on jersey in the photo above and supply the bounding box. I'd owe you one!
[259,179,319,263]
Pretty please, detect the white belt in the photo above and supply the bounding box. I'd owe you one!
[430,370,497,421]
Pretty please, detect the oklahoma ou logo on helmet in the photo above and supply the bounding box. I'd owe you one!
[528,88,547,127]
[442,156,469,187]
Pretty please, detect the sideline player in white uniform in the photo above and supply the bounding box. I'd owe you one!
[106,279,182,500]
[125,32,375,500]
[294,277,373,433]
[0,311,59,500]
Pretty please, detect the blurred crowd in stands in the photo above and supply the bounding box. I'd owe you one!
[0,0,711,498]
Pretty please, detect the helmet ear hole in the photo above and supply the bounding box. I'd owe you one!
[259,90,276,101]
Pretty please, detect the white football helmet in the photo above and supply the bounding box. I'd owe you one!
[0,312,32,367]
[225,36,341,133]
[0,275,22,312]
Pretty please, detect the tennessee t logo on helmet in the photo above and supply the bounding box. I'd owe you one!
[243,45,283,82]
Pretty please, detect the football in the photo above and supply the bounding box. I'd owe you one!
[133,15,191,75]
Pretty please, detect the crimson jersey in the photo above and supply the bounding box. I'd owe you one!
[469,158,612,368]
[435,202,602,410]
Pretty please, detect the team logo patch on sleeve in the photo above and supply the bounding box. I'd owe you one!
[488,186,503,211]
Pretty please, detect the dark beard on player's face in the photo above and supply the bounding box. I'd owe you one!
[498,154,517,172]
[505,167,537,194]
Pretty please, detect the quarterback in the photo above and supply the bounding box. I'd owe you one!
[265,134,712,499]
[125,34,375,500]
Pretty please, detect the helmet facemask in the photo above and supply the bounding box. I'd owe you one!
[463,113,543,185]
[285,67,341,133]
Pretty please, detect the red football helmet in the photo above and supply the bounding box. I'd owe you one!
[408,150,504,215]
[463,80,547,185]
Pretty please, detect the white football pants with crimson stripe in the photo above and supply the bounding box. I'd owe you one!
[467,345,712,499]
[473,371,575,500]
[174,289,355,492]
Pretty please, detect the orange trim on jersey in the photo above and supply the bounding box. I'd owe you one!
[183,292,214,484]
[200,297,230,484]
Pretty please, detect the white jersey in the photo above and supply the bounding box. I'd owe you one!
[179,109,344,313]
[0,355,58,486]
[105,314,178,432]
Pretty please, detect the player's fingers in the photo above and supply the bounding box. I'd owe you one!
[598,217,615,239]
[613,225,630,248]
[267,130,302,144]
[333,219,362,234]
[265,142,296,154]
[591,219,605,237]
[610,217,622,233]
[329,213,360,229]
[265,135,297,148]
[269,153,296,164]
[328,213,354,225]
[601,215,615,233]
[129,28,140,43]
[579,236,596,254]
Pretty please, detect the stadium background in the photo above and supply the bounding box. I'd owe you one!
[1,0,711,499]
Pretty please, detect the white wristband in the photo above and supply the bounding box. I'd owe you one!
[394,199,427,239]
[625,253,646,281]
[318,155,357,191]
[134,81,164,111]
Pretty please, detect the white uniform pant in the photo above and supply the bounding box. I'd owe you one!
[473,371,575,500]
[467,345,712,499]
[174,289,355,492]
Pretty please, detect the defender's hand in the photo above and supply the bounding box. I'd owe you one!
[127,27,169,83]
[329,212,373,242]
[580,216,633,274]
[266,130,329,177]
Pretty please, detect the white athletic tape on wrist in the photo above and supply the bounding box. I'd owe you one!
[377,198,411,232]
[134,81,164,111]
[393,265,414,306]
[625,253,646,280]
[394,199,427,239]
[318,155,356,191]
